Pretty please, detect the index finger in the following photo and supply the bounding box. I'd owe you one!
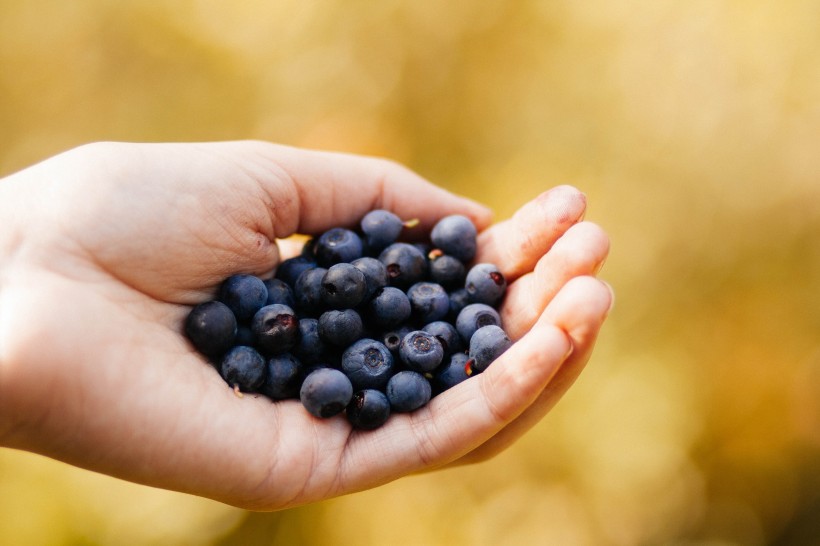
[217,141,494,238]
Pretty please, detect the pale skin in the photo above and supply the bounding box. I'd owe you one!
[0,141,612,510]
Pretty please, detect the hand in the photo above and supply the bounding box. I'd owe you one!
[0,141,612,510]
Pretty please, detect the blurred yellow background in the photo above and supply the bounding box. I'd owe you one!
[1,1,819,544]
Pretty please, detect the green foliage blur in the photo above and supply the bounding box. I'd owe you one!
[1,1,819,544]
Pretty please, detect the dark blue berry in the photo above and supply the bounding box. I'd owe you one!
[318,309,364,347]
[447,288,471,322]
[185,301,237,356]
[422,320,463,355]
[381,324,413,358]
[430,215,477,263]
[433,352,471,393]
[367,287,411,329]
[351,257,389,300]
[315,228,364,267]
[378,243,428,289]
[221,346,266,393]
[276,255,317,287]
[292,318,328,364]
[468,325,512,373]
[347,389,391,430]
[465,263,507,306]
[300,368,353,418]
[360,210,404,253]
[399,330,444,373]
[321,263,367,309]
[455,303,501,344]
[428,252,466,289]
[264,278,295,307]
[294,267,328,316]
[219,274,268,322]
[251,304,300,354]
[407,282,450,324]
[386,371,432,412]
[262,353,303,400]
[341,338,395,390]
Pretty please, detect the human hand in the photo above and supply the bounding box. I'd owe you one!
[0,141,611,510]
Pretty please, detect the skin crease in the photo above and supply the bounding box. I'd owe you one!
[0,141,612,511]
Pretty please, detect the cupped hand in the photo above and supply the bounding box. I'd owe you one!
[0,141,611,510]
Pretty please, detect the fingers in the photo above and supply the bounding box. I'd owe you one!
[474,185,587,281]
[452,276,614,464]
[500,221,610,340]
[338,276,611,490]
[204,141,494,238]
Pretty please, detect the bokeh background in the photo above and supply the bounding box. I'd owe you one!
[1,1,819,544]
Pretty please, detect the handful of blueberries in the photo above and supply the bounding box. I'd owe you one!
[184,210,512,430]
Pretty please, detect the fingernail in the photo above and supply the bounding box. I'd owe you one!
[602,280,615,316]
[563,340,575,361]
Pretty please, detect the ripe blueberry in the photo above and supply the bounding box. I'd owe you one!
[219,274,268,322]
[315,228,364,267]
[220,345,266,394]
[300,368,354,418]
[468,325,512,373]
[386,371,432,412]
[465,263,507,306]
[321,263,367,309]
[252,304,300,354]
[262,353,303,400]
[185,301,237,357]
[347,389,391,430]
[341,338,395,390]
[430,215,477,263]
[455,303,501,344]
[399,330,444,373]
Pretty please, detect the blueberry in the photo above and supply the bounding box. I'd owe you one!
[386,371,432,412]
[347,389,391,430]
[315,228,364,267]
[422,320,463,355]
[360,209,405,253]
[433,352,471,394]
[264,278,295,308]
[428,252,466,289]
[292,318,328,364]
[455,303,501,344]
[219,274,268,322]
[251,304,300,354]
[407,282,450,324]
[300,368,354,418]
[399,330,444,373]
[318,309,364,347]
[468,325,512,373]
[351,257,389,300]
[185,301,237,357]
[430,215,477,263]
[321,263,367,309]
[220,346,266,393]
[262,353,303,400]
[341,338,395,390]
[381,324,413,358]
[275,255,317,288]
[294,267,328,316]
[465,263,507,306]
[447,288,471,322]
[367,287,411,329]
[378,243,428,289]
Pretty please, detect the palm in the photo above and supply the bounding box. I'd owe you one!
[1,141,611,510]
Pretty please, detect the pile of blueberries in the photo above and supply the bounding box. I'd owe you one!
[184,210,512,430]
